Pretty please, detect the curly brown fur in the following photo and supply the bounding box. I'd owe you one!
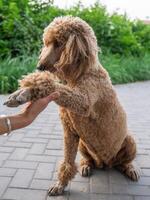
[58,161,77,185]
[4,16,140,195]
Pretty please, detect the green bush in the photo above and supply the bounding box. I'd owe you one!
[0,0,59,57]
[107,14,143,55]
[132,21,150,52]
[0,0,150,58]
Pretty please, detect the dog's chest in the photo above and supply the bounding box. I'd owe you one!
[59,107,96,137]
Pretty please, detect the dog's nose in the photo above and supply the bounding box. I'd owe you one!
[37,64,45,71]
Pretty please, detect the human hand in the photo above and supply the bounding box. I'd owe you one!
[21,92,60,123]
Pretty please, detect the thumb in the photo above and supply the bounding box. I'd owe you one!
[46,92,60,101]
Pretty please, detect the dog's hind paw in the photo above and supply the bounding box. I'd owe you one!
[4,88,32,107]
[116,163,141,182]
[125,165,141,181]
[48,182,65,196]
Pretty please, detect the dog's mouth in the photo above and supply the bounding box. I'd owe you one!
[37,65,57,73]
[49,67,57,73]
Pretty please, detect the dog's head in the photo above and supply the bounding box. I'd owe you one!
[37,16,99,82]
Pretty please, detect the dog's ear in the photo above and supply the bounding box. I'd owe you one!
[54,34,90,80]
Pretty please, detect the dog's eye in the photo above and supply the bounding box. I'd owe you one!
[54,41,62,48]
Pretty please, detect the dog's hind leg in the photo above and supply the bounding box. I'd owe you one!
[79,140,95,177]
[111,134,140,181]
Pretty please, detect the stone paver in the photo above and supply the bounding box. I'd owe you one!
[0,81,150,200]
[9,169,34,188]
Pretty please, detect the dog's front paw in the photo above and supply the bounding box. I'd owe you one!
[48,182,65,196]
[4,88,32,107]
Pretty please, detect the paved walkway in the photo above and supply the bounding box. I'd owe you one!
[0,81,150,200]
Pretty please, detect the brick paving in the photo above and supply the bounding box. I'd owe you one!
[0,81,150,200]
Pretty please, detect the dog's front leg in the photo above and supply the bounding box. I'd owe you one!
[4,71,97,119]
[4,71,56,107]
[48,125,79,196]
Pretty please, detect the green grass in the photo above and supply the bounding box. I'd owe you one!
[0,53,150,93]
[0,55,36,93]
[100,53,150,84]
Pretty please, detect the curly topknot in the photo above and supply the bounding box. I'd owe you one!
[43,16,99,55]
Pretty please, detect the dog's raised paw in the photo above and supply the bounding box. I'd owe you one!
[48,182,65,196]
[4,88,31,107]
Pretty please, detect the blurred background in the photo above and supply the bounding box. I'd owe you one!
[0,0,150,93]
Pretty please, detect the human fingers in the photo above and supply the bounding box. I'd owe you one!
[44,92,60,102]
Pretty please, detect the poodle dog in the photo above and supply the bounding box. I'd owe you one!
[4,16,140,196]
